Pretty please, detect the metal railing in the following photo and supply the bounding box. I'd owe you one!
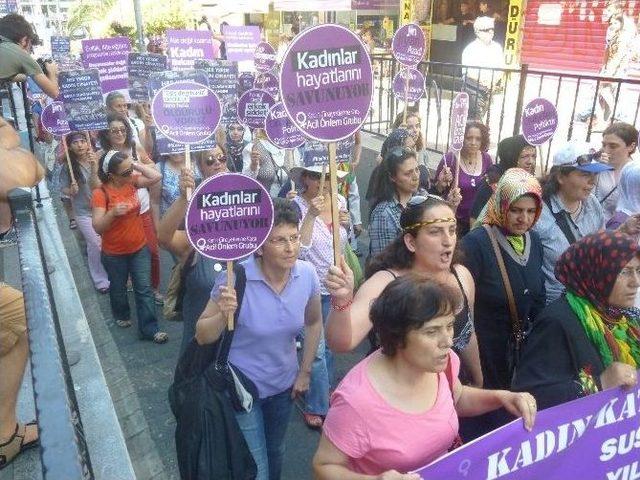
[364,55,640,173]
[8,187,94,480]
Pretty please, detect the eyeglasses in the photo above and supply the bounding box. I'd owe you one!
[619,266,640,278]
[205,154,226,166]
[117,168,134,177]
[478,28,494,32]
[109,127,127,135]
[269,234,301,248]
[407,194,446,207]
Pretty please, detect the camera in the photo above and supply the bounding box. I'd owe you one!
[36,57,52,75]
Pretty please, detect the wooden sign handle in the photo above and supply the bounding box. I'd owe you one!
[403,68,410,125]
[185,144,192,199]
[319,163,327,195]
[61,135,76,185]
[227,260,234,330]
[328,143,340,266]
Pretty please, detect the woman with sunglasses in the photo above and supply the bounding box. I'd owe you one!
[98,113,163,303]
[59,132,110,293]
[157,150,230,354]
[326,195,483,387]
[288,162,350,429]
[91,150,168,344]
[434,120,492,235]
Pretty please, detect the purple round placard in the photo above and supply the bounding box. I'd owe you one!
[237,89,276,129]
[151,80,221,145]
[265,102,305,150]
[391,23,426,67]
[521,98,558,146]
[450,92,469,152]
[254,72,279,99]
[255,42,277,73]
[41,101,71,136]
[280,24,373,143]
[392,68,425,103]
[186,173,274,261]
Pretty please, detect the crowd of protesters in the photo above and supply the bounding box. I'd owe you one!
[1,11,640,480]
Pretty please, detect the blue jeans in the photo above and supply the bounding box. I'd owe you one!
[234,388,294,480]
[101,246,159,339]
[303,294,333,415]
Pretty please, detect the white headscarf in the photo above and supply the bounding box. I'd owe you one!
[617,161,640,216]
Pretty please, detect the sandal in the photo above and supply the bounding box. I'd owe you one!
[116,319,132,328]
[69,219,77,230]
[153,332,168,344]
[303,413,324,430]
[97,287,109,294]
[0,422,39,471]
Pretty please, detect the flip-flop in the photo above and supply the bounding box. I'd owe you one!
[152,332,168,344]
[116,319,132,328]
[0,422,39,471]
[303,413,324,430]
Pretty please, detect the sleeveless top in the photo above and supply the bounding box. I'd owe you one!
[383,267,473,354]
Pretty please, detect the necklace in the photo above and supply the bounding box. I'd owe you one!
[568,201,582,218]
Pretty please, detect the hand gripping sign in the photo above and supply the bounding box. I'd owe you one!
[186,173,274,329]
[151,80,221,196]
[280,23,373,264]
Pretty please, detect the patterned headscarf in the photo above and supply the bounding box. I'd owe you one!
[476,168,542,231]
[554,231,640,367]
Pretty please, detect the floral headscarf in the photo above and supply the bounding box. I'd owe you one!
[476,168,542,231]
[555,231,640,368]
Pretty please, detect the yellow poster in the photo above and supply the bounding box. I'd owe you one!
[400,0,413,25]
[504,0,525,67]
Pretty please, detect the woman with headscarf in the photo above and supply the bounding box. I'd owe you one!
[607,161,640,230]
[469,134,537,224]
[460,168,546,438]
[512,231,639,410]
[223,121,248,173]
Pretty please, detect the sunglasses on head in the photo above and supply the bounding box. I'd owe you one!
[407,194,446,207]
[566,152,601,167]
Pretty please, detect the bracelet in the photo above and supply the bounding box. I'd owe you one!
[331,297,353,311]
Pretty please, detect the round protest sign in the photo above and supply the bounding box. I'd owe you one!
[265,102,305,150]
[151,80,221,145]
[392,68,425,103]
[450,92,470,152]
[254,73,279,99]
[254,42,277,73]
[41,101,71,136]
[237,89,276,129]
[521,98,558,146]
[186,173,274,261]
[280,24,373,143]
[391,23,426,67]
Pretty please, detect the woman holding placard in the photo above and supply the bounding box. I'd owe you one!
[314,276,536,479]
[91,150,168,344]
[434,121,493,235]
[59,132,110,293]
[98,113,163,303]
[157,151,230,354]
[152,152,203,217]
[196,199,323,480]
[326,194,483,388]
[289,163,350,429]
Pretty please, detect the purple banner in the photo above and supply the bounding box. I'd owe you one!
[255,42,277,73]
[151,81,221,145]
[237,89,275,129]
[521,98,558,146]
[223,25,261,62]
[392,23,426,67]
[59,69,108,131]
[280,24,373,142]
[41,101,71,137]
[51,36,70,61]
[128,53,167,102]
[392,68,425,103]
[167,30,217,71]
[265,102,305,150]
[194,59,239,125]
[416,381,640,480]
[186,173,274,261]
[81,37,130,96]
[254,72,279,99]
[450,92,469,152]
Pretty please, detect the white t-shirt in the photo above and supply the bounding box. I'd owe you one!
[461,39,505,86]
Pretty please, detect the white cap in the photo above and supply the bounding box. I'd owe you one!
[474,16,495,31]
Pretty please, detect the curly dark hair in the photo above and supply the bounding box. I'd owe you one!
[98,113,135,151]
[371,275,461,357]
[463,120,490,152]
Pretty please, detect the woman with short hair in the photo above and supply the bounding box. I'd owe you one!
[314,276,536,479]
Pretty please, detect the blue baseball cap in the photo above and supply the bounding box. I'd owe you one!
[553,141,614,173]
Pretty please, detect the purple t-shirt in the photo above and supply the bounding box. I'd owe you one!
[210,255,321,398]
[436,151,492,223]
